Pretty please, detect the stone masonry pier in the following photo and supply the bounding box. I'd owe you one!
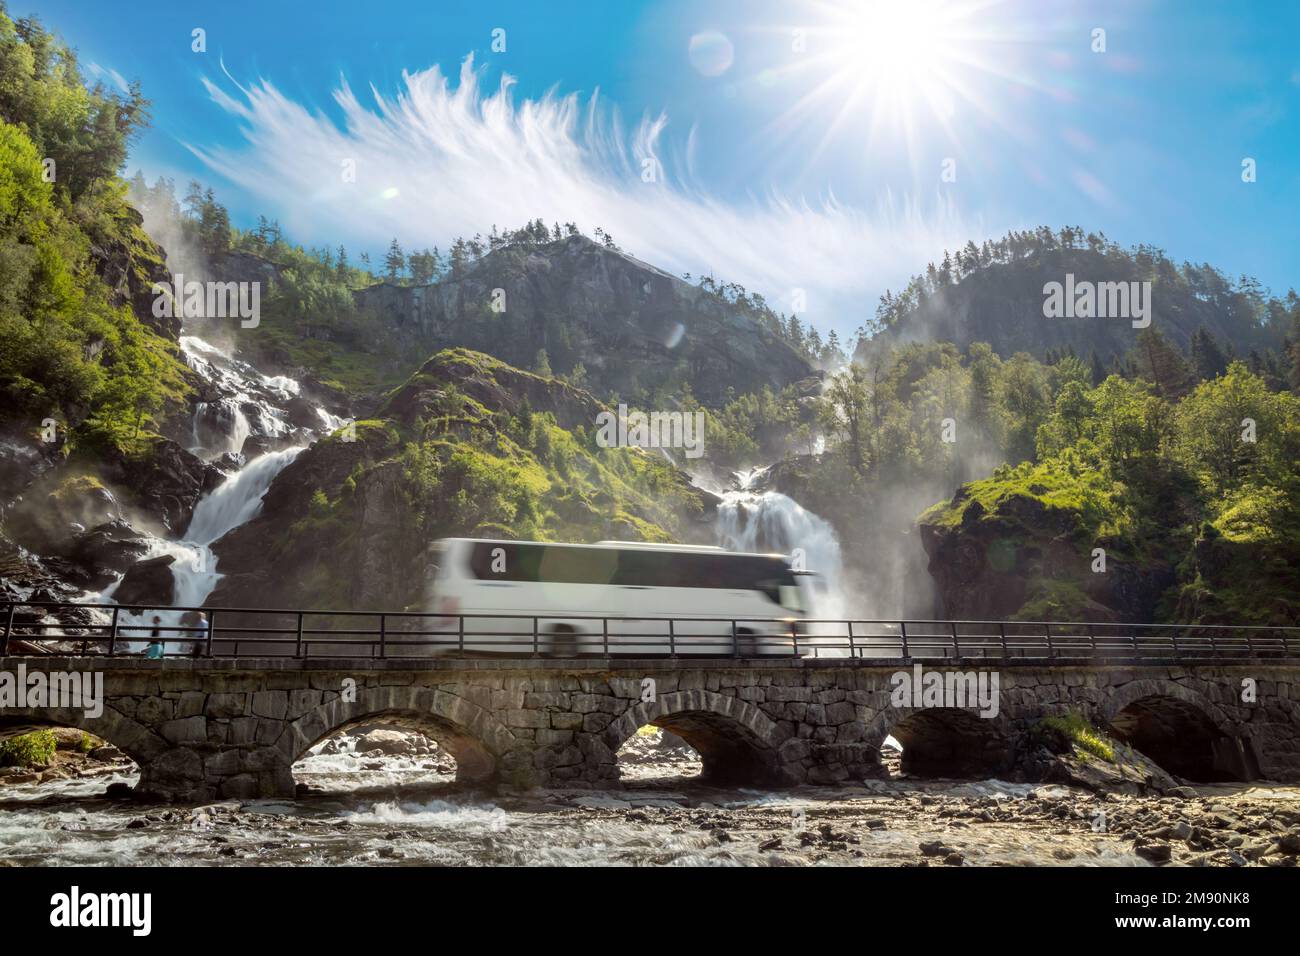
[1,656,1297,800]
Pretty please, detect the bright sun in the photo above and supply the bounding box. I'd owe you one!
[816,0,970,121]
[839,2,948,89]
[770,0,1000,164]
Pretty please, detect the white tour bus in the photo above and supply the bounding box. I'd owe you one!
[423,538,807,656]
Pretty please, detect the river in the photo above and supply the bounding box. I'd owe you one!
[3,732,1297,867]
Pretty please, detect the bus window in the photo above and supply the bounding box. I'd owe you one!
[539,545,618,585]
[471,542,618,585]
[469,540,796,601]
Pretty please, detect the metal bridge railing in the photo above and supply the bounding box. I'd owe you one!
[1,600,1298,662]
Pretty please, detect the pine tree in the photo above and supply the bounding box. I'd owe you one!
[183,180,204,220]
[384,238,405,281]
[825,329,844,365]
[1129,327,1192,399]
[408,248,436,285]
[1190,326,1229,381]
[1088,350,1106,386]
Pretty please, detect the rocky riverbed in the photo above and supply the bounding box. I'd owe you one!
[1,728,1298,867]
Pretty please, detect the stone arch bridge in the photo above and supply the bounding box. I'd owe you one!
[1,655,1297,800]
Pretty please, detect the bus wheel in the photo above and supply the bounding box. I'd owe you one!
[546,625,579,658]
[736,627,758,658]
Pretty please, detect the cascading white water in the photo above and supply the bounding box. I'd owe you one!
[714,467,846,621]
[166,444,305,605]
[186,446,303,546]
[191,398,251,458]
[101,444,305,650]
[84,331,335,650]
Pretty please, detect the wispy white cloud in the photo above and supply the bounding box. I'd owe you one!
[189,56,977,333]
[88,62,130,95]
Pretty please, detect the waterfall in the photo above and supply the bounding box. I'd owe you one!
[191,398,251,458]
[80,329,340,650]
[167,444,305,605]
[186,446,303,546]
[714,468,846,621]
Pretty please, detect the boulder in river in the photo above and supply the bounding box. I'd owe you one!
[114,554,177,607]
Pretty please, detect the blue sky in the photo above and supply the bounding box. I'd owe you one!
[29,0,1300,337]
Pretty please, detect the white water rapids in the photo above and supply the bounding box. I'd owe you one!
[88,332,340,648]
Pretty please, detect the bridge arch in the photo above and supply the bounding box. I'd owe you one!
[1097,679,1236,736]
[0,706,167,769]
[1098,679,1252,781]
[603,690,787,786]
[865,707,1014,778]
[279,685,521,785]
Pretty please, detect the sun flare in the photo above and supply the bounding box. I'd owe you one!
[767,0,1009,170]
[836,2,949,91]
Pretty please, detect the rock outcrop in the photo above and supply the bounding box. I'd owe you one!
[102,439,224,536]
[855,245,1286,364]
[918,480,1176,622]
[208,348,718,610]
[350,236,815,406]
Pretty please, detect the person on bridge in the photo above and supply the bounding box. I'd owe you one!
[145,616,164,659]
[180,610,208,657]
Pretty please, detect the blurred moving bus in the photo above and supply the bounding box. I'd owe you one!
[426,538,805,656]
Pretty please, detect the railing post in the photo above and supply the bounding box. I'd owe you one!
[108,606,120,657]
[457,614,465,655]
[790,620,799,658]
[951,621,960,660]
[205,610,215,658]
[731,620,739,658]
[668,619,676,658]
[379,614,387,659]
[1244,627,1255,659]
[2,602,14,655]
[1087,623,1095,658]
[532,617,539,658]
[900,621,909,659]
[998,621,1007,659]
[295,612,304,659]
[602,618,609,656]
[1044,622,1054,659]
[1171,627,1179,657]
[847,621,855,658]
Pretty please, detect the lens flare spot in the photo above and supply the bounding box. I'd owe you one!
[689,31,734,77]
[663,321,686,349]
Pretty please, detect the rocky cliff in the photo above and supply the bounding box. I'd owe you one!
[349,235,815,406]
[917,464,1180,623]
[857,246,1286,364]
